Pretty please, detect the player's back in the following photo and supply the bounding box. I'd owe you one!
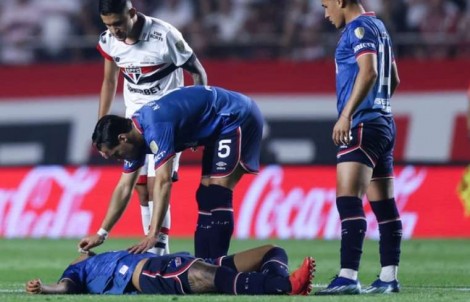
[137,86,253,147]
[336,13,394,126]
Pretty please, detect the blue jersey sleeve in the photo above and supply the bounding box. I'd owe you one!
[58,263,87,293]
[349,21,377,58]
[123,157,145,173]
[147,122,176,169]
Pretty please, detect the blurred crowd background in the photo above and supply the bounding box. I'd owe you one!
[0,0,468,65]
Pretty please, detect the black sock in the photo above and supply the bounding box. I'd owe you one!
[194,184,234,258]
[337,196,366,271]
[370,198,402,266]
[214,266,290,295]
[260,247,289,277]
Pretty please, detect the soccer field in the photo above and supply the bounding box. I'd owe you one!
[1,238,469,301]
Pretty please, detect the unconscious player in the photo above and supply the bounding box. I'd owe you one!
[25,245,315,296]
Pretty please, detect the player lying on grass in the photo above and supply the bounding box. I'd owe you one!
[25,245,315,296]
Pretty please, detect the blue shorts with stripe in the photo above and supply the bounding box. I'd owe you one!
[336,116,396,179]
[202,100,263,177]
[139,252,201,295]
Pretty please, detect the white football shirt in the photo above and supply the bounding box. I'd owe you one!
[97,14,194,117]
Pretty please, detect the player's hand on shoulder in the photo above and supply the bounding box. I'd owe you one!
[77,234,105,252]
[127,236,158,254]
[25,278,43,294]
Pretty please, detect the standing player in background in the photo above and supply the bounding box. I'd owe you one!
[316,0,402,295]
[95,0,207,255]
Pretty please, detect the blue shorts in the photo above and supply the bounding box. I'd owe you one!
[337,116,396,179]
[202,101,263,177]
[139,253,201,295]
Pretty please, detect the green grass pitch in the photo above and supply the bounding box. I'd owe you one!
[1,238,469,301]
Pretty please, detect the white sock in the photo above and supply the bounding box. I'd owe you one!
[379,265,398,282]
[172,152,181,173]
[148,202,171,255]
[140,205,150,235]
[339,268,358,281]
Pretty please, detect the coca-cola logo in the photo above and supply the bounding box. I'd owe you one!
[0,166,99,238]
[236,165,425,239]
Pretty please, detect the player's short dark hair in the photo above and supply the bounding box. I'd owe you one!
[92,115,132,150]
[99,0,131,15]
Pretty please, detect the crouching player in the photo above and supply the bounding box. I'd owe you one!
[25,245,315,296]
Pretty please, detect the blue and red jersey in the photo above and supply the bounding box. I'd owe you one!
[335,12,395,127]
[124,86,255,173]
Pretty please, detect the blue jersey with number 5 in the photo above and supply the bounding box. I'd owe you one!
[335,12,394,127]
[125,86,254,172]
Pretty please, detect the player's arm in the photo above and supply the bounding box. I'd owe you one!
[78,169,140,251]
[25,278,80,295]
[182,54,208,86]
[128,157,174,253]
[390,61,400,97]
[98,58,120,118]
[332,53,377,146]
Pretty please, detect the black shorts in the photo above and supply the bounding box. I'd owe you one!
[337,116,396,179]
[139,253,201,295]
[201,101,263,177]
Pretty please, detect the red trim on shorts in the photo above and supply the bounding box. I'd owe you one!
[337,124,376,166]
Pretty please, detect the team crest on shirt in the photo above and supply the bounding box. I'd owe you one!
[175,40,186,52]
[124,66,142,82]
[354,27,365,39]
[150,141,159,154]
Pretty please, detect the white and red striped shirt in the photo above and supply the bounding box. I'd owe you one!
[97,14,194,117]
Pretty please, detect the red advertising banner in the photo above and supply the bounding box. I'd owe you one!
[1,165,469,239]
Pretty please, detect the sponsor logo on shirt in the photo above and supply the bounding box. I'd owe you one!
[353,42,375,53]
[150,31,163,41]
[155,151,167,162]
[127,84,162,95]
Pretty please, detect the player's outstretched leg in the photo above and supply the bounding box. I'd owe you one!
[289,257,315,296]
